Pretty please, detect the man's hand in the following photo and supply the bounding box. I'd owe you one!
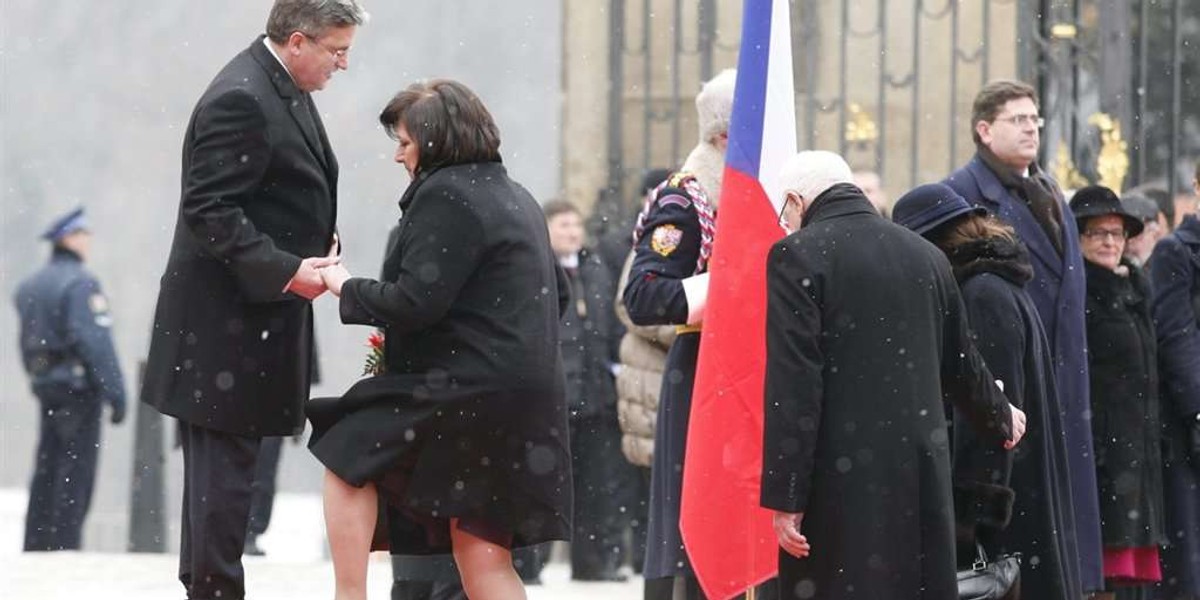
[109,401,127,425]
[773,511,810,558]
[319,263,352,297]
[1003,403,1027,450]
[285,256,341,300]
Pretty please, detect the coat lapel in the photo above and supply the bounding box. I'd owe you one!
[248,37,330,172]
[966,156,1064,279]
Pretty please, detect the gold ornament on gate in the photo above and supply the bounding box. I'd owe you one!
[844,103,878,145]
[1088,112,1129,192]
[1052,142,1089,191]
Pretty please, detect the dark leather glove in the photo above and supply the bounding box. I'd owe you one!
[110,401,127,425]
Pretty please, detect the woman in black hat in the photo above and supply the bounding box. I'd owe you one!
[893,183,1082,600]
[1069,185,1166,598]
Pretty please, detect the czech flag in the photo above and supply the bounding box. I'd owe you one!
[680,0,797,598]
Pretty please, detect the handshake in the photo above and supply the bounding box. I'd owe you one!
[285,235,352,300]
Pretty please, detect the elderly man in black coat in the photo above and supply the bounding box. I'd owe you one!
[762,151,1025,599]
[139,2,367,599]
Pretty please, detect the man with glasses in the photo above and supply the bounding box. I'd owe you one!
[944,79,1104,594]
[140,2,367,599]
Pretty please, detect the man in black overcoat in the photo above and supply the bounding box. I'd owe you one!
[139,2,367,598]
[762,151,1025,599]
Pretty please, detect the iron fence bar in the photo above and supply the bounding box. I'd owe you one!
[642,0,653,174]
[1135,0,1148,184]
[607,0,627,205]
[672,0,683,164]
[983,0,991,83]
[1168,0,1182,199]
[699,0,716,81]
[950,0,960,171]
[804,0,819,150]
[1069,0,1081,165]
[911,0,922,188]
[876,0,888,175]
[839,0,850,158]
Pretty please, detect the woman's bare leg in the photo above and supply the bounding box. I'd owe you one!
[450,518,526,600]
[323,469,377,600]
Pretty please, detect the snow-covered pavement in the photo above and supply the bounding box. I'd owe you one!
[0,488,642,599]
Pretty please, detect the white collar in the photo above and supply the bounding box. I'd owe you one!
[262,37,296,83]
[558,253,580,269]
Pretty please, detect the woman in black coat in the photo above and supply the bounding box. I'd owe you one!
[893,183,1082,600]
[1069,186,1166,595]
[309,79,572,600]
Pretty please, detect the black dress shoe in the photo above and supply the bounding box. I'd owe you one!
[572,570,629,583]
[244,534,265,557]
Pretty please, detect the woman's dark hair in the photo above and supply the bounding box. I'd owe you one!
[379,79,501,174]
[929,212,1018,253]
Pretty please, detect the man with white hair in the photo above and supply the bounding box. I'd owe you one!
[622,69,750,599]
[762,151,1026,599]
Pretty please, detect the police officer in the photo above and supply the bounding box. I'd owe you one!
[15,207,126,551]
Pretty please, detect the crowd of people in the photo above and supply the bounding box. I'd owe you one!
[13,1,1200,600]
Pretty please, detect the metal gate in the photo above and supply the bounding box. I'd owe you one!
[596,0,1195,231]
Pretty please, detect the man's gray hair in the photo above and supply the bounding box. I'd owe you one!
[266,0,369,43]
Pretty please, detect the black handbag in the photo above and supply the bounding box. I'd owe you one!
[957,543,1021,600]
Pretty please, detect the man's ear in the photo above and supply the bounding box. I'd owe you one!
[975,120,992,146]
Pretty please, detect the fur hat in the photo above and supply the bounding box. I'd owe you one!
[777,151,855,203]
[696,69,737,143]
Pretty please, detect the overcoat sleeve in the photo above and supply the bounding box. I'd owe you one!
[940,273,1014,445]
[181,89,303,302]
[1148,237,1200,417]
[760,240,824,513]
[954,276,1020,518]
[64,277,127,409]
[339,188,486,333]
[622,188,702,326]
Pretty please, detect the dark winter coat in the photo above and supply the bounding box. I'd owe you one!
[141,37,337,436]
[945,154,1104,589]
[306,162,572,553]
[1147,214,1200,596]
[560,249,622,420]
[1083,258,1166,548]
[761,184,1013,600]
[948,237,1082,600]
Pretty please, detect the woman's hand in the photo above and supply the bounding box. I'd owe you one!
[319,263,352,297]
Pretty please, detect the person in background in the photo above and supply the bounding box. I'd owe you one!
[1147,160,1200,600]
[15,207,127,552]
[611,168,673,576]
[1130,185,1176,234]
[945,78,1105,592]
[544,199,637,581]
[623,69,735,599]
[893,183,1082,600]
[1122,193,1166,267]
[852,169,890,218]
[1070,186,1167,600]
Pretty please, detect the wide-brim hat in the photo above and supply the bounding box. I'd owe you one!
[892,183,987,236]
[1068,185,1144,237]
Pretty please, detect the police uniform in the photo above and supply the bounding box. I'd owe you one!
[622,172,715,593]
[14,208,126,551]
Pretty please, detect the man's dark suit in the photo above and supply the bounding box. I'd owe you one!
[141,36,337,600]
